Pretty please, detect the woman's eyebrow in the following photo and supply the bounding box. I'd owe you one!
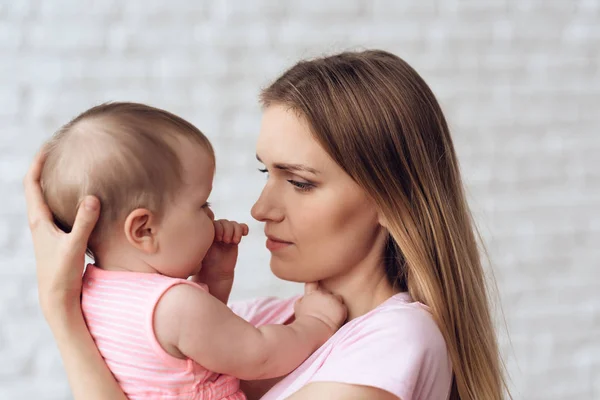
[256,154,320,175]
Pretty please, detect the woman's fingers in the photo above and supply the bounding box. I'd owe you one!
[69,196,100,250]
[25,148,100,250]
[24,148,53,230]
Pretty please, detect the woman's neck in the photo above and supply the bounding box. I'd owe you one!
[319,254,399,322]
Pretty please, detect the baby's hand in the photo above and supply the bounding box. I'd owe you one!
[213,219,249,247]
[192,219,249,304]
[294,283,347,334]
[202,219,249,275]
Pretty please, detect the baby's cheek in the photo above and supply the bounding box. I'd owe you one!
[205,218,216,241]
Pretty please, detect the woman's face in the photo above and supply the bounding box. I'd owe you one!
[252,105,386,283]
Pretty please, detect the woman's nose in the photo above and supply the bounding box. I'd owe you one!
[251,185,283,223]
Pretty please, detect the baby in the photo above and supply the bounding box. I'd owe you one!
[40,102,346,399]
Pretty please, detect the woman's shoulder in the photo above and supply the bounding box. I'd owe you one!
[346,292,446,349]
[357,292,441,335]
[307,293,452,400]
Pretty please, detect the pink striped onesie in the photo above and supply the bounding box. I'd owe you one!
[81,264,246,400]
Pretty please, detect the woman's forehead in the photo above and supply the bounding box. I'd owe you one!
[256,106,328,166]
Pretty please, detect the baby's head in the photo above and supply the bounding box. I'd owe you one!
[41,102,217,278]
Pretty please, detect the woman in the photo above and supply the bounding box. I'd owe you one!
[26,50,508,399]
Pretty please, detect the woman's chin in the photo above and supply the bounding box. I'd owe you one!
[269,260,323,283]
[270,262,301,282]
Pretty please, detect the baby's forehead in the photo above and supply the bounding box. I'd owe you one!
[178,143,215,184]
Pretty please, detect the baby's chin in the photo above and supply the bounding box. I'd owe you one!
[189,264,203,277]
[155,264,201,279]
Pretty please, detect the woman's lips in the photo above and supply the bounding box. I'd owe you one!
[266,237,293,251]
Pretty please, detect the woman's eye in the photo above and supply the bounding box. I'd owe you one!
[258,168,269,178]
[202,202,212,209]
[288,180,314,192]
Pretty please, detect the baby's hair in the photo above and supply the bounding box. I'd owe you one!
[41,102,213,257]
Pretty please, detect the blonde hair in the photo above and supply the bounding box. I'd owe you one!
[41,102,213,256]
[261,50,509,399]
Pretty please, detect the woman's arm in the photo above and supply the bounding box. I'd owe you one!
[287,382,399,400]
[48,301,128,400]
[25,149,127,400]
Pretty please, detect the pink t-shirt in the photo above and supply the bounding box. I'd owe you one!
[230,292,452,400]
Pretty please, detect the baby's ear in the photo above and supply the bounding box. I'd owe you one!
[124,208,158,254]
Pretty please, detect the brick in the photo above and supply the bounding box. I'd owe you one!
[0,0,38,20]
[1,1,598,398]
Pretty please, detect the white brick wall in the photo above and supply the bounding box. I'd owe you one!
[1,0,598,399]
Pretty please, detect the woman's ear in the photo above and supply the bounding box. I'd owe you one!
[124,208,158,254]
[376,208,389,230]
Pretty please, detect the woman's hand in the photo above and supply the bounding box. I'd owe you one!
[25,148,128,400]
[24,148,100,322]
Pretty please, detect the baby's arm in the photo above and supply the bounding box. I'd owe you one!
[154,283,346,380]
[190,263,234,305]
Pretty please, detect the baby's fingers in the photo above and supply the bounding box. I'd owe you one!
[231,224,241,244]
[232,223,249,244]
[214,220,249,244]
[304,282,319,295]
[213,220,224,242]
[221,220,235,243]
